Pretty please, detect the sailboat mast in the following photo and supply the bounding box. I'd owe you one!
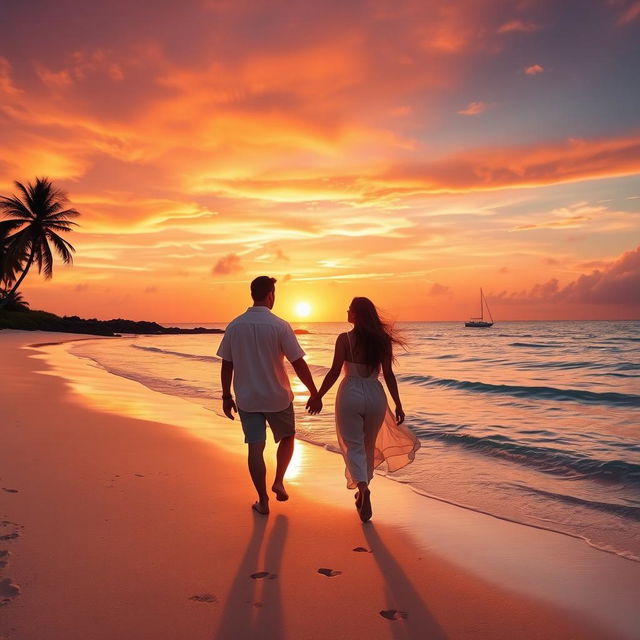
[482,289,494,323]
[480,287,484,320]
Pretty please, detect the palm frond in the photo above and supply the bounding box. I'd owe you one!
[0,219,24,236]
[0,195,34,220]
[47,231,75,264]
[14,180,39,217]
[13,180,31,205]
[44,222,79,233]
[39,239,54,279]
[5,228,32,260]
[46,207,81,221]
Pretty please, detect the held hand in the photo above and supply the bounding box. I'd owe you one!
[395,405,405,425]
[306,394,323,415]
[222,396,237,420]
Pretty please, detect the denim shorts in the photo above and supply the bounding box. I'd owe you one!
[238,403,295,444]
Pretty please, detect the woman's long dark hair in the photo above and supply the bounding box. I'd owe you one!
[349,297,405,370]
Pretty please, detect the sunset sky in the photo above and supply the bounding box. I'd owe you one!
[1,0,639,322]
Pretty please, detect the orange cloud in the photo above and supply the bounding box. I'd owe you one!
[212,253,244,275]
[510,203,606,231]
[618,1,640,24]
[0,58,21,95]
[380,134,640,194]
[497,19,539,33]
[513,215,591,231]
[36,49,126,90]
[428,283,451,296]
[524,64,544,75]
[457,101,489,116]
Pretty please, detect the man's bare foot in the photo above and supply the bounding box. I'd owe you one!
[271,482,289,502]
[252,501,270,515]
[359,489,372,522]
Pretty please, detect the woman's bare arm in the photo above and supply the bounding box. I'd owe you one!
[306,334,346,413]
[382,352,405,424]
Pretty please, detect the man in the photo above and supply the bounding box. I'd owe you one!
[217,276,321,514]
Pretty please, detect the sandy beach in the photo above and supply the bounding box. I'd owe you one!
[1,331,638,640]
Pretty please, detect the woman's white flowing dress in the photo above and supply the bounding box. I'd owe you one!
[335,348,420,489]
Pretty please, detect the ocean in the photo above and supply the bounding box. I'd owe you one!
[67,320,640,562]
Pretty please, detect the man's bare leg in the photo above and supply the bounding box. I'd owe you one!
[248,441,269,514]
[272,435,294,501]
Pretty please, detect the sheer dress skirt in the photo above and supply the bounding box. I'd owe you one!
[335,362,420,489]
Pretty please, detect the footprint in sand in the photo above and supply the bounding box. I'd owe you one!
[0,578,21,607]
[0,550,10,569]
[0,521,21,542]
[189,593,218,603]
[317,568,342,577]
[1,489,18,493]
[352,546,372,553]
[250,572,277,580]
[0,534,18,542]
[380,609,408,620]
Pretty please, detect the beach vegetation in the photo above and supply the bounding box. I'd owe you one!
[0,290,30,312]
[0,177,79,309]
[0,308,224,335]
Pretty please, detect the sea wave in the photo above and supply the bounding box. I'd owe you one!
[400,374,640,407]
[509,341,564,348]
[131,344,220,363]
[73,353,215,400]
[515,485,640,520]
[413,428,640,484]
[518,359,608,370]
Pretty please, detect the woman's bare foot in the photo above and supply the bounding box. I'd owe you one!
[354,490,363,509]
[358,489,372,522]
[271,482,289,502]
[252,500,270,515]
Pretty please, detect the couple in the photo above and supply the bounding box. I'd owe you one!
[217,276,419,522]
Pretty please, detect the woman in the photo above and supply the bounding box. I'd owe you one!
[307,297,420,522]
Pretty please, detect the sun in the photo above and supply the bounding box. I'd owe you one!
[294,301,312,318]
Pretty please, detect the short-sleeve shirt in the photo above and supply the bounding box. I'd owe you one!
[216,306,305,413]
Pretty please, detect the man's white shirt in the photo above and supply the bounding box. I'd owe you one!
[216,307,305,413]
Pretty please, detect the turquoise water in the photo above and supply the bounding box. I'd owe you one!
[69,320,640,561]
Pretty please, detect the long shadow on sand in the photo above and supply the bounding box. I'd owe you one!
[213,514,288,640]
[364,525,448,640]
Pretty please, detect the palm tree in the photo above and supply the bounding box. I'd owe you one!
[0,178,79,309]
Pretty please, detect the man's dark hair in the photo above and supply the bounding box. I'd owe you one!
[250,276,277,301]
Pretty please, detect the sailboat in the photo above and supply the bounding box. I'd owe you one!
[465,288,494,327]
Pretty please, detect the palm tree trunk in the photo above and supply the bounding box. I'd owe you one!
[0,249,34,309]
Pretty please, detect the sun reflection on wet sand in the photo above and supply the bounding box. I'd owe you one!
[280,442,305,482]
[28,340,244,456]
[28,340,313,487]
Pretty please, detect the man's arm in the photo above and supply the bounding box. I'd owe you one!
[290,357,318,398]
[220,359,237,420]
